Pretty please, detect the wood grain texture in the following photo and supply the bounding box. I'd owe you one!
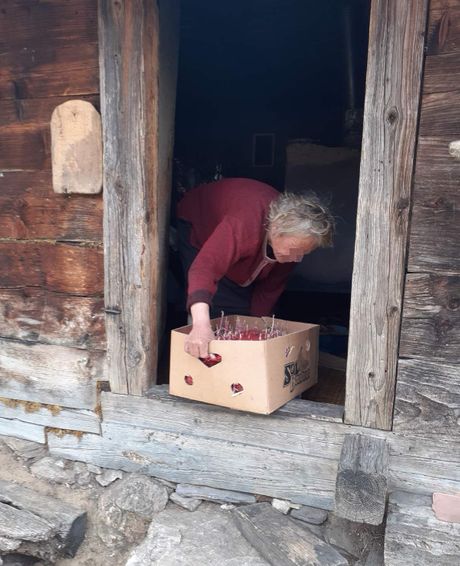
[427,5,460,55]
[345,0,429,429]
[400,274,460,360]
[50,100,102,194]
[0,288,105,349]
[0,242,103,295]
[0,399,100,435]
[413,136,460,189]
[0,0,98,100]
[384,491,460,565]
[47,390,460,509]
[408,184,460,273]
[0,338,105,409]
[419,92,460,137]
[335,434,389,525]
[0,416,45,444]
[99,0,160,394]
[423,53,460,93]
[233,503,348,566]
[0,170,102,241]
[393,359,460,440]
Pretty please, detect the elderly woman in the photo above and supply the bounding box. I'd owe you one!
[176,178,334,358]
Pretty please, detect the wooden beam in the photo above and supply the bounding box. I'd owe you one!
[98,0,160,394]
[393,359,460,440]
[345,0,429,430]
[335,433,389,525]
[400,274,459,362]
[47,389,460,509]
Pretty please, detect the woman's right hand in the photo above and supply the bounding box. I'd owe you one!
[184,302,214,358]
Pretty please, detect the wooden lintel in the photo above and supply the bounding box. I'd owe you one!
[345,0,429,429]
[335,433,389,525]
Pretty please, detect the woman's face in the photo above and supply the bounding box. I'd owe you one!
[269,232,319,263]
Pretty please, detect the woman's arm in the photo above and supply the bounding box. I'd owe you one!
[184,302,215,358]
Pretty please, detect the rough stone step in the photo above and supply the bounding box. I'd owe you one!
[233,503,349,566]
[0,480,86,563]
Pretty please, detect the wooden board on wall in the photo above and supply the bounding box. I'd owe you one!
[0,242,103,295]
[426,3,460,55]
[393,359,459,440]
[0,288,105,350]
[0,0,98,100]
[0,338,105,409]
[345,0,429,430]
[0,162,102,243]
[400,273,459,361]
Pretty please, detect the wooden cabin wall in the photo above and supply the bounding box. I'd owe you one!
[0,0,105,439]
[394,0,460,439]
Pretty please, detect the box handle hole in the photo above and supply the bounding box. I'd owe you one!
[199,353,222,367]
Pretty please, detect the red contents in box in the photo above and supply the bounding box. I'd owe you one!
[184,375,193,385]
[199,353,222,367]
[213,314,287,341]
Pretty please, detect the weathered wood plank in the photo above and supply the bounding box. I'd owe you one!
[99,0,160,394]
[0,288,105,349]
[408,190,460,273]
[384,491,460,565]
[0,124,49,171]
[0,479,87,560]
[413,136,460,189]
[0,96,99,128]
[419,91,460,137]
[345,0,429,429]
[393,359,460,439]
[49,390,460,509]
[0,43,99,100]
[423,53,460,93]
[427,6,460,55]
[51,100,102,194]
[0,339,105,409]
[0,0,97,51]
[0,171,103,241]
[0,242,103,295]
[400,274,460,360]
[335,434,388,525]
[0,398,100,435]
[233,503,348,566]
[0,416,45,444]
[50,422,339,510]
[102,390,344,458]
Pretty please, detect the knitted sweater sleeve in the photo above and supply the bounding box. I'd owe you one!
[186,216,244,311]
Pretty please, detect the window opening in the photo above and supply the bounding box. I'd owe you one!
[160,0,371,409]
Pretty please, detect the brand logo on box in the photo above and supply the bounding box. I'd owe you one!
[283,347,310,392]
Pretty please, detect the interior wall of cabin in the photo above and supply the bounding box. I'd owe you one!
[0,1,105,427]
[393,0,460,438]
[165,0,371,403]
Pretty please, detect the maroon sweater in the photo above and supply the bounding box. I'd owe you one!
[177,178,295,316]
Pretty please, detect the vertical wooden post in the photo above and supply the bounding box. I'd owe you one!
[98,0,160,394]
[345,0,429,429]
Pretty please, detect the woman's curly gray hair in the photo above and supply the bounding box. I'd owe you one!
[267,191,335,247]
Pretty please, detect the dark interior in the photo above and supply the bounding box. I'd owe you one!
[162,0,371,405]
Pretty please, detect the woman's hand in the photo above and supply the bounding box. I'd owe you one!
[185,302,214,358]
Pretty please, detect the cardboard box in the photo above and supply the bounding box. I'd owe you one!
[169,316,319,414]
